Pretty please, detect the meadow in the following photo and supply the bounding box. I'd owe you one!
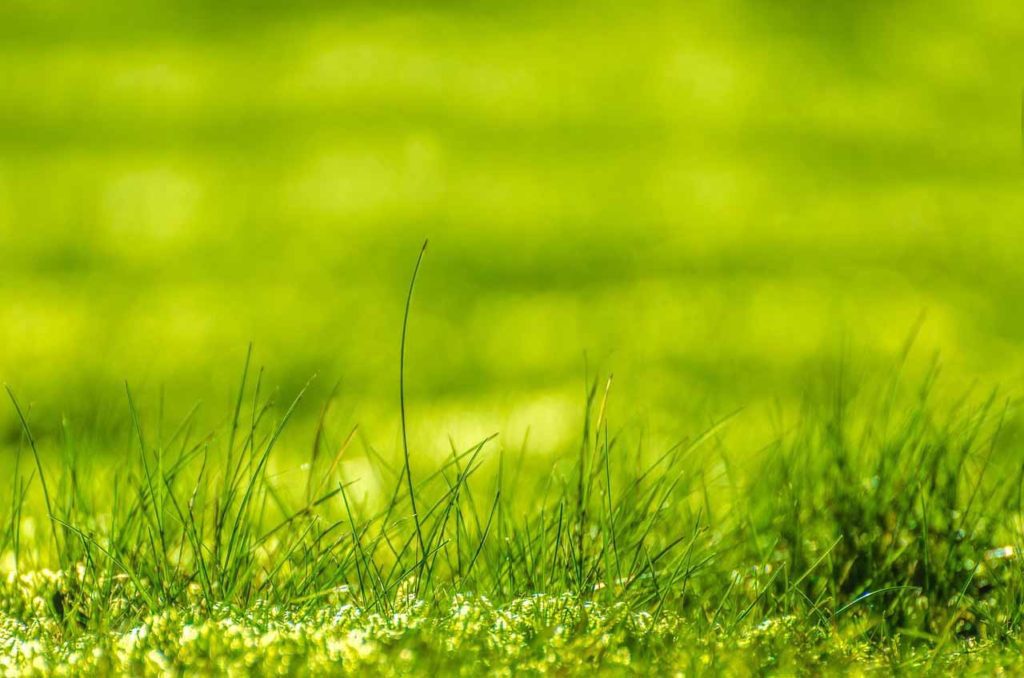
[1,0,1024,673]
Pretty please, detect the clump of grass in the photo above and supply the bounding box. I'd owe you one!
[1,360,709,614]
[746,361,1022,641]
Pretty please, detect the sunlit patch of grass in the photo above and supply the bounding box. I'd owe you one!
[1,342,1024,673]
[2,3,1024,672]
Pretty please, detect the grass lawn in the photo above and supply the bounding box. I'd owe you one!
[1,0,1024,674]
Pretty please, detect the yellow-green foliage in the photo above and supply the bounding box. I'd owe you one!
[1,1,1023,674]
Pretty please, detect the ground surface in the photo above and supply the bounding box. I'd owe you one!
[2,0,1024,675]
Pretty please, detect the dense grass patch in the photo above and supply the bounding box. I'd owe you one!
[2,350,1023,673]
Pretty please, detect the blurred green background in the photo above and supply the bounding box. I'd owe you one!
[1,0,1022,456]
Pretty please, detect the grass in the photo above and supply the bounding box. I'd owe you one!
[2,257,1024,673]
[0,377,1022,675]
[2,0,1024,673]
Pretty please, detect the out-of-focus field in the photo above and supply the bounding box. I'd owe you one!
[4,3,1024,674]
[1,0,1022,452]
